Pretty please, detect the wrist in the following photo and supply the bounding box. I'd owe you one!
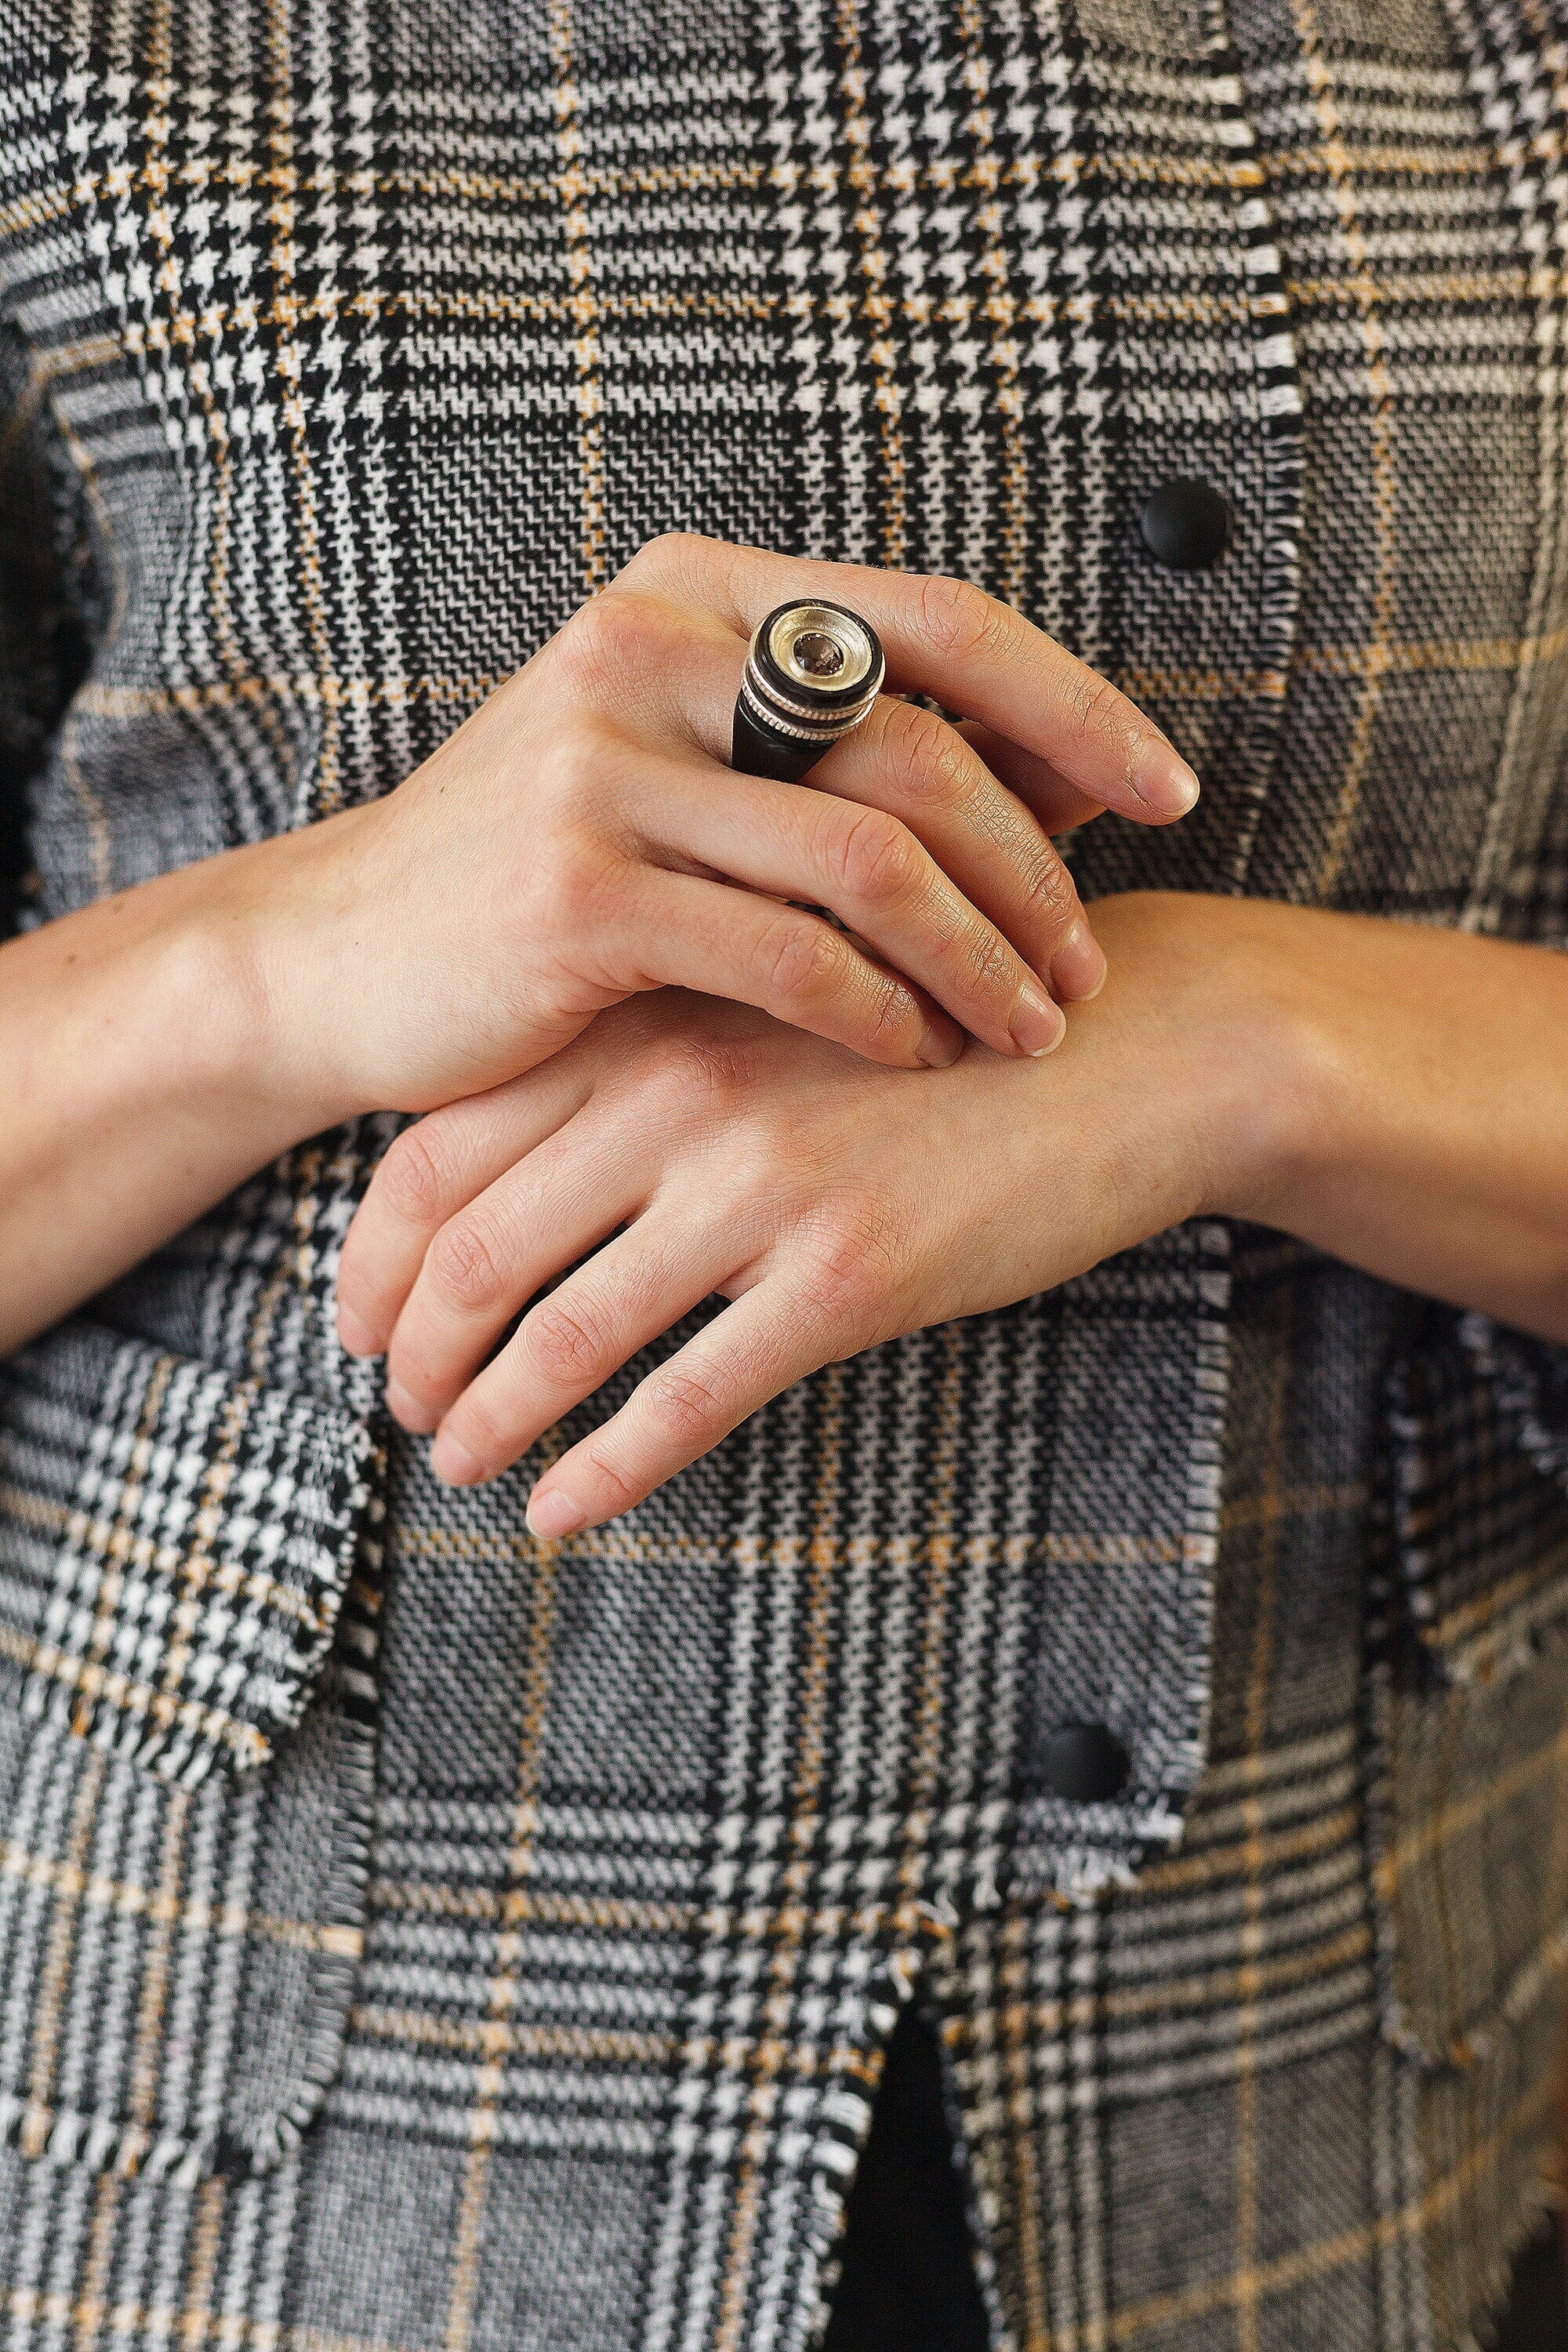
[1085,891,1350,1232]
[9,854,343,1196]
[147,866,353,1149]
[0,842,375,1352]
[195,808,392,1135]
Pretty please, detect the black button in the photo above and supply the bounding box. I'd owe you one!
[1031,1722,1131,1802]
[1138,477,1231,572]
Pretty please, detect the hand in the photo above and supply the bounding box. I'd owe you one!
[238,533,1199,1125]
[336,892,1293,1521]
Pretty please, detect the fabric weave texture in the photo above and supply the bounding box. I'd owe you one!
[1,0,1568,2345]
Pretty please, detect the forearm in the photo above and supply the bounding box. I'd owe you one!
[0,840,354,1356]
[1132,894,1568,1341]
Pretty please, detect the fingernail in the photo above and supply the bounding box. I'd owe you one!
[916,1023,964,1069]
[1008,978,1067,1057]
[1133,743,1200,818]
[1050,921,1107,1003]
[430,1429,483,1485]
[527,1485,585,1539]
[386,1376,438,1435]
[337,1307,379,1358]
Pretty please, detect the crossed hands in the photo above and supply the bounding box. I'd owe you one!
[332,534,1248,1536]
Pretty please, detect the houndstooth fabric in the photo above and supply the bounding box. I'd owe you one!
[1,0,1568,2346]
[2,1321,381,1784]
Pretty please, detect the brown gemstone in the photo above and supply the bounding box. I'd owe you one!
[792,630,845,678]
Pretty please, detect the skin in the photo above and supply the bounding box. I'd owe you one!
[0,535,1193,1352]
[2,536,1565,1548]
[331,893,1568,1536]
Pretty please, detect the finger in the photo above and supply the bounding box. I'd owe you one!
[619,533,1200,822]
[590,624,1101,1011]
[626,871,986,1067]
[337,1056,595,1359]
[428,1213,740,1489]
[950,718,1106,838]
[515,1276,831,1532]
[639,757,1075,1046]
[384,1103,649,1435]
[805,702,1108,1006]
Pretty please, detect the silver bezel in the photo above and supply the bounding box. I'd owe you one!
[764,603,877,699]
[741,601,884,746]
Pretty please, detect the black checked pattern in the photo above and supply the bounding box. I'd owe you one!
[2,1323,379,1784]
[1386,1316,1568,1691]
[0,0,1565,2347]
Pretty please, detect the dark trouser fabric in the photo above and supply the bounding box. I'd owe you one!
[822,2006,989,2352]
[825,2012,1568,2352]
[1495,2225,1568,2352]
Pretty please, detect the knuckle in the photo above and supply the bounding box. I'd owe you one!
[880,700,966,808]
[522,1294,610,1385]
[796,1200,907,1330]
[756,911,841,1007]
[575,1440,643,1516]
[1018,847,1080,931]
[427,1215,506,1313]
[916,572,1018,668]
[552,589,663,701]
[376,1122,451,1226]
[642,1362,728,1444]
[832,806,920,906]
[446,1396,506,1476]
[618,528,708,585]
[535,713,625,832]
[861,966,920,1053]
[959,918,1020,1001]
[1066,664,1123,750]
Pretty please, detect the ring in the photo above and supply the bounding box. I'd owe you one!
[731,599,886,783]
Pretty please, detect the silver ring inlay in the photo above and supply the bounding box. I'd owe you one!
[739,601,884,753]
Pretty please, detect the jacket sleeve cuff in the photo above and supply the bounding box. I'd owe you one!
[0,1315,383,1786]
[1385,1307,1568,1687]
[1457,1311,1568,1497]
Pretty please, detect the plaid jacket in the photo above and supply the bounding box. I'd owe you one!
[1,0,1567,2346]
